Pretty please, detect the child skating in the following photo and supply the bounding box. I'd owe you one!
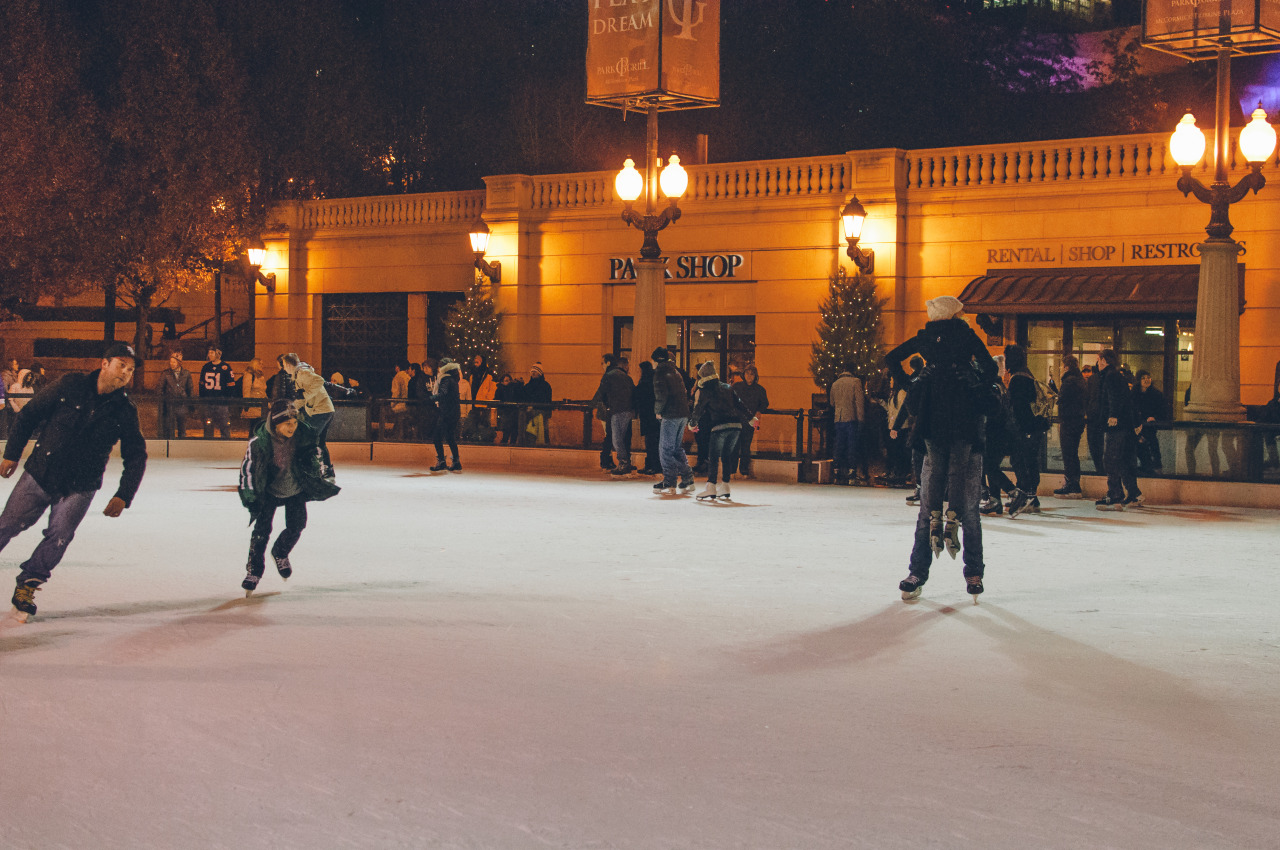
[237,399,340,595]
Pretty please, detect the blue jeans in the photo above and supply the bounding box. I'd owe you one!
[659,417,692,486]
[833,420,860,477]
[610,412,633,465]
[310,411,334,443]
[0,472,97,584]
[908,439,985,579]
[707,428,741,484]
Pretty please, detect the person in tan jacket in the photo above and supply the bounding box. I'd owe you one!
[280,353,355,442]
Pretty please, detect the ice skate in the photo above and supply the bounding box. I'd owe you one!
[653,481,675,495]
[928,510,944,558]
[1095,495,1124,511]
[1053,484,1083,499]
[1006,489,1031,518]
[978,497,1003,516]
[273,554,292,581]
[610,462,636,477]
[966,575,984,603]
[1122,491,1143,507]
[676,475,695,494]
[899,574,925,601]
[905,487,920,506]
[242,567,262,597]
[448,459,462,472]
[9,578,41,623]
[716,481,731,501]
[943,509,960,559]
[429,459,448,472]
[696,481,718,501]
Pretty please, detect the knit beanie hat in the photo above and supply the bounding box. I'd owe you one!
[926,296,964,322]
[270,399,297,426]
[651,346,670,362]
[530,362,544,377]
[698,361,717,380]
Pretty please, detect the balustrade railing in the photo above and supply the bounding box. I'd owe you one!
[299,190,485,229]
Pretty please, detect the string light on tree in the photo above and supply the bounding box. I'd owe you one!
[444,273,505,376]
[809,266,885,391]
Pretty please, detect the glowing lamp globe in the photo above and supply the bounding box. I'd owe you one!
[247,236,267,268]
[841,197,868,241]
[1169,113,1206,168]
[469,219,491,254]
[659,154,688,199]
[1239,104,1277,165]
[615,158,643,203]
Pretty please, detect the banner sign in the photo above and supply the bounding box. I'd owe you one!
[1143,0,1280,58]
[586,0,720,109]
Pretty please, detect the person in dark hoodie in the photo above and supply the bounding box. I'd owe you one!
[633,360,661,474]
[689,361,752,500]
[592,354,637,476]
[430,358,463,471]
[521,363,552,445]
[1,343,147,622]
[237,399,340,595]
[1054,354,1087,497]
[1095,348,1140,509]
[651,346,695,495]
[885,296,998,603]
[732,364,769,477]
[1002,343,1048,518]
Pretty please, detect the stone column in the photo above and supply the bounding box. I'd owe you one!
[632,258,667,365]
[1184,240,1246,421]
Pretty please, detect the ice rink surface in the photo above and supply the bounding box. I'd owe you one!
[0,457,1277,849]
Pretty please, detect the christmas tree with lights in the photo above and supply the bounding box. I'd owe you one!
[809,267,885,390]
[444,274,505,375]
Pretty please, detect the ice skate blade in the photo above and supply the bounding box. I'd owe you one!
[244,588,254,598]
[4,607,30,625]
[901,588,922,602]
[970,594,980,605]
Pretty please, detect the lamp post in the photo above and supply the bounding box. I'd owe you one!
[615,105,689,364]
[1170,88,1276,421]
[840,196,875,275]
[469,219,501,284]
[246,237,276,293]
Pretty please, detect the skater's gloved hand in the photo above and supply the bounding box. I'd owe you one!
[0,459,15,478]
[103,497,127,517]
[1107,417,1118,427]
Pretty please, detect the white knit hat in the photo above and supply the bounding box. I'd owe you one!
[926,296,964,322]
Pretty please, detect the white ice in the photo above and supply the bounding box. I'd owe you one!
[1,457,1277,849]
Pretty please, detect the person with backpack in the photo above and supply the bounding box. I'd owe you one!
[885,296,999,603]
[1003,344,1053,517]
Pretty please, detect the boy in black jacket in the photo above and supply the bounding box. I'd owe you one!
[238,399,340,595]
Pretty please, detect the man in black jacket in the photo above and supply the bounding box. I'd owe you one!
[1095,348,1141,510]
[1,343,148,622]
[1054,354,1087,498]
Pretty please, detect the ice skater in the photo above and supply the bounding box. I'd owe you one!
[651,347,694,495]
[238,399,340,595]
[688,361,753,501]
[885,297,998,603]
[1,344,147,622]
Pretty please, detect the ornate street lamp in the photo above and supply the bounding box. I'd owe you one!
[840,196,875,275]
[1169,99,1276,422]
[469,218,501,284]
[1171,104,1275,240]
[246,236,276,292]
[616,153,688,259]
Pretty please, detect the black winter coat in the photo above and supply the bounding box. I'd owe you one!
[633,367,658,435]
[733,380,769,419]
[652,361,690,418]
[4,371,147,505]
[885,318,997,448]
[1099,365,1136,430]
[433,366,462,422]
[1057,368,1086,424]
[238,417,339,517]
[592,366,635,416]
[691,379,751,432]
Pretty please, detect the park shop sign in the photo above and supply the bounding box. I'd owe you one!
[609,253,744,281]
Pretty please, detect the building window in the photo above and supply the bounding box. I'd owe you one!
[1019,316,1192,417]
[614,316,756,377]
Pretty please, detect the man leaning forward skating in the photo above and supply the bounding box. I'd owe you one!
[0,344,147,622]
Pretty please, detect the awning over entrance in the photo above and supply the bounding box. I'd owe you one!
[958,264,1244,316]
